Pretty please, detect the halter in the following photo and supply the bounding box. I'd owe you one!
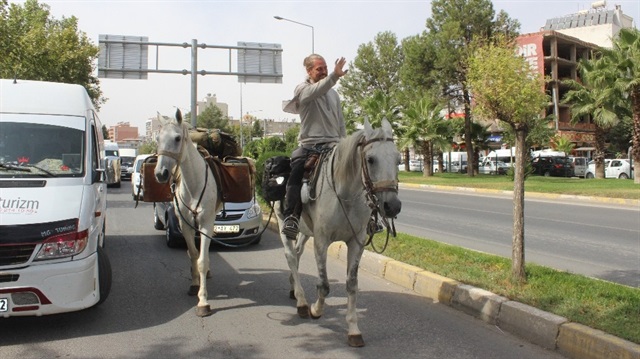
[157,124,207,226]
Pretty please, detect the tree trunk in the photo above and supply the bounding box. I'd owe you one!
[511,127,527,284]
[594,125,607,179]
[403,148,410,172]
[463,87,474,177]
[423,141,433,177]
[631,89,640,184]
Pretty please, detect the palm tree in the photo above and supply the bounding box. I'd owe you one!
[399,97,450,177]
[562,55,625,178]
[608,28,640,184]
[553,135,576,156]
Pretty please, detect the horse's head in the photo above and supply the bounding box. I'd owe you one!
[361,118,402,218]
[154,109,188,184]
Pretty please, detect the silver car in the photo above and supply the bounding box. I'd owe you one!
[153,198,263,248]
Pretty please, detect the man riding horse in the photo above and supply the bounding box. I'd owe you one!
[281,54,348,240]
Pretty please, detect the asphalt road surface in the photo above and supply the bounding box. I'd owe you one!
[396,185,640,287]
[0,182,565,359]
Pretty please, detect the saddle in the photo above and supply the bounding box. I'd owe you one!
[139,149,254,204]
[301,147,333,203]
[198,147,254,203]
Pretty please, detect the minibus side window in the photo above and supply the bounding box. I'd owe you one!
[91,124,102,183]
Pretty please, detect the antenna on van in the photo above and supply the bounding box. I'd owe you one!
[13,75,17,84]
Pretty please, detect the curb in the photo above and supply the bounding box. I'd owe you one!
[399,183,640,207]
[263,215,640,359]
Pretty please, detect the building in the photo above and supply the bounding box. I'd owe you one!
[543,2,634,48]
[510,3,635,157]
[108,122,139,142]
[197,93,228,117]
[145,116,162,142]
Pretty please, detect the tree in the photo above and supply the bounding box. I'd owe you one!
[398,97,450,176]
[468,39,549,283]
[339,31,403,114]
[0,0,105,109]
[562,55,626,178]
[101,124,109,140]
[196,105,230,132]
[608,28,640,184]
[251,119,263,139]
[553,135,575,156]
[138,141,157,155]
[402,0,520,177]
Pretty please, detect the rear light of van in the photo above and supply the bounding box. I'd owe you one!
[35,229,88,260]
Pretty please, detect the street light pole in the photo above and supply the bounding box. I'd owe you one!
[273,16,314,53]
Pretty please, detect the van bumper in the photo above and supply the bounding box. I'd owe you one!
[0,252,99,317]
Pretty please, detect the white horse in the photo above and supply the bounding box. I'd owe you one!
[154,109,221,317]
[275,118,402,347]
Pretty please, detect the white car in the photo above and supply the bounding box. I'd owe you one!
[131,154,153,200]
[479,161,509,175]
[585,159,631,179]
[398,159,424,172]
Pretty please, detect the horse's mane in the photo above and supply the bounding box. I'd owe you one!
[332,125,386,185]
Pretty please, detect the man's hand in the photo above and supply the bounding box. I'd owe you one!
[334,57,348,77]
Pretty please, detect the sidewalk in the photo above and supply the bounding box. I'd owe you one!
[263,187,640,359]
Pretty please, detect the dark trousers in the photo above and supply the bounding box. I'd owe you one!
[283,147,310,217]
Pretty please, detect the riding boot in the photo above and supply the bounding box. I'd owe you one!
[282,184,301,240]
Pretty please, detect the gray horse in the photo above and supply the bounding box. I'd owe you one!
[275,118,402,347]
[154,109,221,317]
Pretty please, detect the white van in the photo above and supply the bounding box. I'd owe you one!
[131,153,152,200]
[103,140,121,187]
[0,79,112,316]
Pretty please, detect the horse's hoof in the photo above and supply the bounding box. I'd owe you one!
[196,305,213,317]
[348,334,365,347]
[310,311,321,320]
[289,290,296,300]
[297,305,310,318]
[188,285,199,296]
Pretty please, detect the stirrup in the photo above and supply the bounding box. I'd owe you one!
[282,215,299,241]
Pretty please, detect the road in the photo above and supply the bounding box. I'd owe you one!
[0,182,564,359]
[396,185,640,287]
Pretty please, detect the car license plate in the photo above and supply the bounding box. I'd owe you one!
[215,225,239,233]
[0,298,8,313]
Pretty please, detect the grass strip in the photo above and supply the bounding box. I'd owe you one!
[369,233,640,344]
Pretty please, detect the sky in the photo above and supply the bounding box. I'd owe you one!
[13,0,640,132]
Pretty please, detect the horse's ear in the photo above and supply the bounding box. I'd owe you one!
[364,116,373,134]
[157,112,168,126]
[381,117,393,135]
[175,109,183,124]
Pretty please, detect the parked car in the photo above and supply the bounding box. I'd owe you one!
[531,156,574,177]
[569,156,589,178]
[478,161,509,175]
[153,197,263,248]
[585,159,632,179]
[131,154,152,200]
[449,160,468,173]
[398,159,424,172]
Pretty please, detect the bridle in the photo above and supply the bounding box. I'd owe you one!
[329,135,398,253]
[157,125,208,233]
[358,137,398,199]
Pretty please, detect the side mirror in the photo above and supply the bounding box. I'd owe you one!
[94,168,105,183]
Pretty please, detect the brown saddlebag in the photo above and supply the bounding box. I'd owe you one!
[142,155,173,203]
[208,156,254,203]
